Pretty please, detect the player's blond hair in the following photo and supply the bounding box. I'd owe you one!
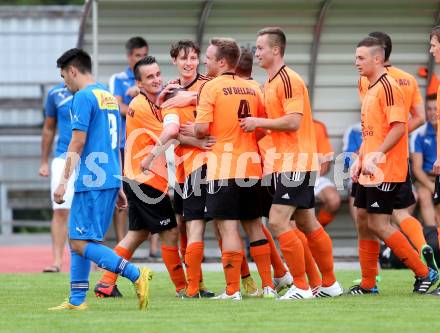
[210,37,241,68]
[257,27,286,56]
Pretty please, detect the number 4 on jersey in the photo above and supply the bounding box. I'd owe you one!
[237,99,251,119]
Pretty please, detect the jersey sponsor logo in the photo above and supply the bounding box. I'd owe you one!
[92,89,119,111]
[398,78,411,87]
[222,86,256,96]
[159,218,171,226]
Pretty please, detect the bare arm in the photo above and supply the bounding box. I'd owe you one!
[39,116,57,177]
[411,152,435,193]
[240,113,302,132]
[115,95,129,117]
[408,103,425,133]
[194,123,210,139]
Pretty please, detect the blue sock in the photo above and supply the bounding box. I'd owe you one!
[69,249,91,306]
[83,242,140,282]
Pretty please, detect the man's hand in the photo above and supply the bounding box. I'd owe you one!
[433,159,440,176]
[180,121,195,137]
[39,162,49,177]
[53,184,66,204]
[196,136,216,150]
[126,86,140,98]
[157,83,181,106]
[239,117,259,132]
[161,91,197,109]
[116,188,128,209]
[140,153,154,173]
[361,152,382,176]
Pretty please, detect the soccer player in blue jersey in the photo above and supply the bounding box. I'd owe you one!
[48,48,151,311]
[108,36,151,244]
[39,83,73,273]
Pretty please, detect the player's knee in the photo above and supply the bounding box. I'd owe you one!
[417,187,431,206]
[69,239,83,255]
[161,227,179,246]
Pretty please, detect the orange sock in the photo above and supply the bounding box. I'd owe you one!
[179,232,188,261]
[317,209,335,227]
[184,242,204,296]
[240,250,251,279]
[161,245,187,292]
[261,224,287,278]
[294,228,322,289]
[358,240,380,290]
[384,231,429,277]
[100,245,133,285]
[400,217,426,252]
[222,251,243,295]
[278,230,308,290]
[250,242,274,288]
[305,227,336,287]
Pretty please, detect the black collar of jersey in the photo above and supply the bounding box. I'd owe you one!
[221,72,236,76]
[180,73,201,90]
[269,64,286,82]
[139,91,160,108]
[368,73,388,89]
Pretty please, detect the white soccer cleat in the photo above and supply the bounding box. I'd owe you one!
[277,285,314,301]
[211,290,242,301]
[262,286,279,299]
[311,285,321,297]
[315,281,343,298]
[273,271,293,292]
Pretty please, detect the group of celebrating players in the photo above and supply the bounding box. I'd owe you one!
[47,25,440,311]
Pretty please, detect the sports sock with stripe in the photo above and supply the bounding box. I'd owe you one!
[100,245,133,285]
[249,239,273,288]
[184,242,204,296]
[222,251,243,295]
[294,228,322,289]
[69,250,91,306]
[358,239,380,290]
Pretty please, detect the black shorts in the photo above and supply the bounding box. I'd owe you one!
[354,182,403,215]
[206,178,261,220]
[350,182,358,198]
[173,183,184,216]
[272,171,316,209]
[182,165,209,221]
[261,174,276,218]
[393,172,416,209]
[434,176,440,206]
[124,181,177,234]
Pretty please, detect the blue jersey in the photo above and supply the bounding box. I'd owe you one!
[109,66,135,148]
[342,122,362,171]
[45,83,73,158]
[71,83,121,192]
[410,123,437,173]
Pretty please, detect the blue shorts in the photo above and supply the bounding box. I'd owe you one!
[69,188,119,241]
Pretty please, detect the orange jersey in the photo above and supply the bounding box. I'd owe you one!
[258,134,275,176]
[125,92,168,193]
[162,73,210,181]
[359,65,423,122]
[313,119,333,155]
[195,72,264,180]
[359,73,407,185]
[263,65,318,173]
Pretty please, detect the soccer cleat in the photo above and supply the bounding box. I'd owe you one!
[262,286,279,299]
[428,284,440,296]
[413,268,438,294]
[277,285,313,301]
[48,300,88,311]
[315,281,343,298]
[242,276,260,297]
[199,281,215,298]
[348,284,379,295]
[134,267,153,310]
[421,245,438,272]
[311,285,321,297]
[94,282,123,298]
[211,290,242,301]
[175,289,186,298]
[273,271,293,293]
[181,292,201,299]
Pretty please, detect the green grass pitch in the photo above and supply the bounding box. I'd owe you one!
[0,270,438,333]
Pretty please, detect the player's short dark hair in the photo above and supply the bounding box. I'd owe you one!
[427,93,437,101]
[236,48,254,78]
[369,31,392,61]
[257,27,286,56]
[56,48,92,74]
[133,56,157,81]
[170,40,200,59]
[431,26,440,43]
[357,36,385,59]
[125,36,149,54]
[210,37,241,68]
